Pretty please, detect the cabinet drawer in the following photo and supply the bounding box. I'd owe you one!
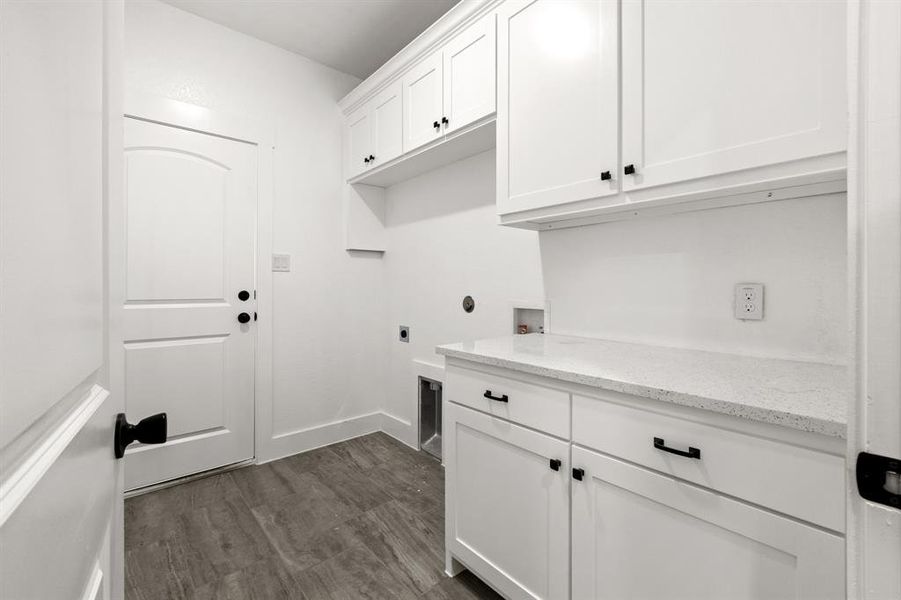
[446,366,570,438]
[572,394,845,532]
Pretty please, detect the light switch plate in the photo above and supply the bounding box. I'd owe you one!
[734,283,764,320]
[272,253,291,272]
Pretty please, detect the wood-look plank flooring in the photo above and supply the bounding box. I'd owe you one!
[125,432,502,599]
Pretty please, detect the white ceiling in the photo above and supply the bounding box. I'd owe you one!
[160,0,459,79]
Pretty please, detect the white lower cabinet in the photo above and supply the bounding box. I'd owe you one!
[445,365,845,600]
[445,402,570,600]
[570,445,845,600]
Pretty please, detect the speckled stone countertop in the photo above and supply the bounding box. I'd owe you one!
[436,334,849,438]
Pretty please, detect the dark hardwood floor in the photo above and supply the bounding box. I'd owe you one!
[125,432,501,599]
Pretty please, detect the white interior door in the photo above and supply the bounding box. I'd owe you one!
[442,11,496,134]
[0,1,124,598]
[123,117,256,491]
[496,0,619,216]
[571,447,844,600]
[621,0,846,191]
[402,52,444,152]
[848,0,901,597]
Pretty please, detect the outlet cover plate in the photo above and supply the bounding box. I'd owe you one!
[734,283,764,320]
[399,325,410,343]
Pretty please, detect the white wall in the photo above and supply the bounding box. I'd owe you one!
[541,194,848,364]
[125,0,387,461]
[382,150,543,443]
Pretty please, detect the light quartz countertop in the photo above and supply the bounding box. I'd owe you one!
[436,334,849,438]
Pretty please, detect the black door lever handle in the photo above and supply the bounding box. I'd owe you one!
[115,413,167,458]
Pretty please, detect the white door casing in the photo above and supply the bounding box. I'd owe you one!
[621,0,846,192]
[123,117,256,490]
[0,1,124,598]
[847,0,901,597]
[496,0,619,216]
[442,11,496,135]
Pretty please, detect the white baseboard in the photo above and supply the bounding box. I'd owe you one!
[380,412,417,449]
[260,412,383,464]
[257,410,418,464]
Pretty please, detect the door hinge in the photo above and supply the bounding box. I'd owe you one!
[857,451,901,510]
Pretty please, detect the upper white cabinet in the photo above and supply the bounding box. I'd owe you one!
[443,13,496,135]
[371,80,404,166]
[620,0,846,192]
[344,80,403,178]
[346,104,372,179]
[496,0,847,228]
[497,0,619,215]
[402,52,444,152]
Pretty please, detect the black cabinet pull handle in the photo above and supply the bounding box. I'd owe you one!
[549,459,562,471]
[572,468,585,481]
[442,116,449,125]
[433,120,440,130]
[369,154,375,161]
[600,170,612,181]
[624,163,636,175]
[363,157,370,164]
[653,437,701,459]
[483,390,509,402]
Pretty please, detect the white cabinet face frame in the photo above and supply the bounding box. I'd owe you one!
[371,80,404,166]
[570,446,845,600]
[402,52,445,152]
[442,12,497,135]
[346,104,372,179]
[620,0,847,192]
[445,402,570,600]
[496,0,619,216]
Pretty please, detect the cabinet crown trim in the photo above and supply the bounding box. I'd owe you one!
[338,0,502,115]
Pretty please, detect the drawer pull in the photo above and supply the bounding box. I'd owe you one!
[654,437,701,459]
[549,458,562,471]
[572,468,585,481]
[483,390,509,403]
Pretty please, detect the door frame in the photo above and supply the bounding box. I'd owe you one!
[114,91,275,487]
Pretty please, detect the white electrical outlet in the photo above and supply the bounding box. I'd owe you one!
[272,253,291,272]
[734,283,764,320]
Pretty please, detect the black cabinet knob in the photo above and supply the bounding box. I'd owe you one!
[601,170,612,181]
[624,164,636,175]
[442,116,449,125]
[238,290,250,301]
[238,312,251,324]
[363,157,370,164]
[572,467,585,481]
[433,120,440,130]
[369,154,375,161]
[549,458,562,471]
[114,412,167,459]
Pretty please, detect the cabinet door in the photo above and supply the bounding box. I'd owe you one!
[446,402,570,600]
[497,0,619,216]
[442,12,496,135]
[402,52,444,152]
[571,446,845,600]
[621,0,846,192]
[371,80,403,166]
[346,104,371,179]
